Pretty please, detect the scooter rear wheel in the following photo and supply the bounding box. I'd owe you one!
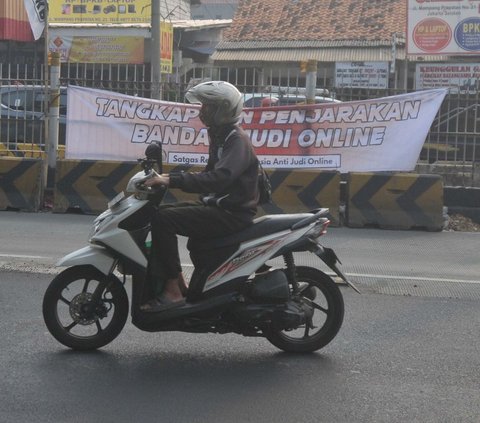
[42,265,129,350]
[264,266,344,353]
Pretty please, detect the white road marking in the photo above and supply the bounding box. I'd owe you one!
[0,254,48,259]
[1,255,478,285]
[345,272,480,285]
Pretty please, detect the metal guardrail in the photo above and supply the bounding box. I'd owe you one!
[1,63,478,187]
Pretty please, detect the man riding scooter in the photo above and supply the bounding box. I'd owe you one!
[141,81,260,311]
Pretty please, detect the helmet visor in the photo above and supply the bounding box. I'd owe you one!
[185,90,202,104]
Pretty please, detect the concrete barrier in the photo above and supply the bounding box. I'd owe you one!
[54,160,141,213]
[52,160,342,221]
[54,161,203,214]
[0,157,43,211]
[260,169,341,225]
[346,172,444,231]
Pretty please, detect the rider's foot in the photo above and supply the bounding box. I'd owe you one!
[177,273,189,296]
[162,274,186,302]
[140,274,187,311]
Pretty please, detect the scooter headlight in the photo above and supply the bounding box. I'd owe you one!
[88,213,113,242]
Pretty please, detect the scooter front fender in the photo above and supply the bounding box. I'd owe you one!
[56,245,116,276]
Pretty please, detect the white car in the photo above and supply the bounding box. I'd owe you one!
[243,92,340,107]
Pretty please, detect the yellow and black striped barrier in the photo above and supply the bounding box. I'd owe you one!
[53,160,342,221]
[54,161,201,214]
[259,169,341,225]
[54,160,142,213]
[346,172,444,231]
[0,157,43,211]
[1,158,446,231]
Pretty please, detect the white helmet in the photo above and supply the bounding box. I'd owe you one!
[185,81,243,126]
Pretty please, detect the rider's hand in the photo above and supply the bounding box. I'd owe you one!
[145,174,170,187]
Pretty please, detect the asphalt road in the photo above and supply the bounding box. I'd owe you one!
[1,211,480,422]
[1,271,480,423]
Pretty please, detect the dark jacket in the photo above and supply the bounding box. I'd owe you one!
[169,124,259,219]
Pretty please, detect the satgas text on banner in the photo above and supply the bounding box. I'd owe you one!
[65,86,447,173]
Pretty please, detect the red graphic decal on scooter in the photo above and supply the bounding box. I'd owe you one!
[206,239,283,283]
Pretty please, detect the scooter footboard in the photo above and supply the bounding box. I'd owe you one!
[56,246,116,275]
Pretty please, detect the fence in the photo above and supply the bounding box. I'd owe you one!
[1,63,478,187]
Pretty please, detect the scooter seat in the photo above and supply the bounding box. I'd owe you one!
[188,212,315,251]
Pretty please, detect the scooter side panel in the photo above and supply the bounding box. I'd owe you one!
[202,227,310,292]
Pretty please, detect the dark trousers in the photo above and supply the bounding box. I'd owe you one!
[149,201,252,294]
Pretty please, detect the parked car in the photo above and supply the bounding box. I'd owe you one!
[243,92,340,107]
[0,85,67,149]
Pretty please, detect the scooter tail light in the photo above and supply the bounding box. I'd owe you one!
[320,219,330,235]
[306,218,330,239]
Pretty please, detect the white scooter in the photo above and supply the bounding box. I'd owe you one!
[42,144,359,352]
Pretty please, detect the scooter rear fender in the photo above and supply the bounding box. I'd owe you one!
[314,245,361,294]
[56,245,116,276]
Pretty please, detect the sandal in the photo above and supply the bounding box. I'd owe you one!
[140,296,186,312]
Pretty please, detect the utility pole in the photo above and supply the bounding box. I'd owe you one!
[391,33,398,90]
[305,60,318,104]
[151,0,162,99]
[48,52,60,181]
[42,0,50,191]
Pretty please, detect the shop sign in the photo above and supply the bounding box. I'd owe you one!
[407,0,480,55]
[48,0,151,24]
[416,63,480,93]
[335,62,389,89]
[49,35,144,64]
[160,22,173,74]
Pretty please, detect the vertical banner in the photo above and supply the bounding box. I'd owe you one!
[407,0,480,55]
[23,0,47,40]
[160,21,173,74]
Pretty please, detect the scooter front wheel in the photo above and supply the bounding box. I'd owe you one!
[42,265,129,350]
[264,266,344,353]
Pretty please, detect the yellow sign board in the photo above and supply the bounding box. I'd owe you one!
[49,0,151,24]
[160,22,173,74]
[49,35,144,64]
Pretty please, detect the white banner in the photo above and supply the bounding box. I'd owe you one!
[407,0,480,55]
[23,0,47,41]
[66,86,447,172]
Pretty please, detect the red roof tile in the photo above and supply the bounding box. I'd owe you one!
[224,0,406,42]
